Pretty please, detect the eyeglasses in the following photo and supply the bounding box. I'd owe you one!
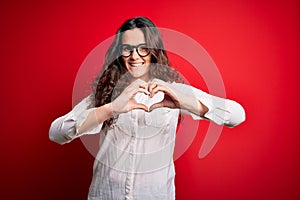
[119,43,151,57]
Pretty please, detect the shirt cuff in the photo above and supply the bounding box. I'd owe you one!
[63,108,103,139]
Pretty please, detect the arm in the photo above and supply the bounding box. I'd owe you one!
[49,95,111,145]
[148,79,245,127]
[49,79,150,145]
[172,82,246,127]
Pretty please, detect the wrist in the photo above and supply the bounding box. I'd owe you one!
[181,96,208,117]
[94,103,114,124]
[105,102,114,117]
[197,100,209,117]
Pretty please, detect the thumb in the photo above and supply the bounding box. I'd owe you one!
[132,102,149,112]
[149,102,164,111]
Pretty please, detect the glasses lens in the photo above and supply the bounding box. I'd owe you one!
[137,44,150,57]
[120,45,132,57]
[119,44,150,57]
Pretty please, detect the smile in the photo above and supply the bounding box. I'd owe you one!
[129,62,144,67]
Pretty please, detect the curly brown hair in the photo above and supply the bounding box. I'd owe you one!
[93,16,184,130]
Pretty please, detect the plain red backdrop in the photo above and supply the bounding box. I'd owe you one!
[0,0,299,199]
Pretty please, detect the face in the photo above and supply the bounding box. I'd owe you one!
[121,28,151,82]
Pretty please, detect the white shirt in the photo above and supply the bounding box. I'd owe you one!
[49,83,245,200]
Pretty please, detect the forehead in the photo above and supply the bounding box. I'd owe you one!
[121,28,145,45]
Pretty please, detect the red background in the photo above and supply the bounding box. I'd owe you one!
[1,0,299,199]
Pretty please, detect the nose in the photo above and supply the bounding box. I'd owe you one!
[130,48,140,60]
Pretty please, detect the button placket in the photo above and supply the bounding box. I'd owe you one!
[125,111,138,199]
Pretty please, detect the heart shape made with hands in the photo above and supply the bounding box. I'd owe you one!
[134,91,164,110]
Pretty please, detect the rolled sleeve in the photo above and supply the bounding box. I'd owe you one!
[49,96,102,145]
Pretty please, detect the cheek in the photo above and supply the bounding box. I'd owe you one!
[144,55,152,64]
[122,58,129,66]
[119,58,129,71]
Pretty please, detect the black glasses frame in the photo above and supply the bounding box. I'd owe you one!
[119,43,151,58]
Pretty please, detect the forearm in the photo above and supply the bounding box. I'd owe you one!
[77,103,113,134]
[190,95,245,127]
[180,95,209,117]
[49,96,109,145]
[172,82,245,127]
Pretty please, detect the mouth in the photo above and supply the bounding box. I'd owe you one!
[129,62,144,67]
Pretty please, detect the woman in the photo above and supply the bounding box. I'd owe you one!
[49,17,245,200]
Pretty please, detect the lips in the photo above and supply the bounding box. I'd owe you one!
[129,62,144,67]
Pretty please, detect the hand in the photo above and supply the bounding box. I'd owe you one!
[111,79,149,114]
[148,79,208,116]
[148,79,182,111]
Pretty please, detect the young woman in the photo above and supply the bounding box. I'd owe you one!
[49,17,245,200]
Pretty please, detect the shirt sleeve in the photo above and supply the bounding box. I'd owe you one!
[49,95,103,145]
[172,83,246,127]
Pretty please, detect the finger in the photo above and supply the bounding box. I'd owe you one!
[149,78,162,84]
[149,102,164,111]
[139,83,148,91]
[150,85,167,97]
[133,87,150,96]
[126,80,148,94]
[126,79,145,89]
[149,78,164,91]
[151,84,178,99]
[126,83,149,95]
[131,102,149,112]
[148,82,158,93]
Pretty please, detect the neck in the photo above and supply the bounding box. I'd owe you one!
[130,75,150,83]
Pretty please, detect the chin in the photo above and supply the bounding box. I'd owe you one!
[126,67,150,81]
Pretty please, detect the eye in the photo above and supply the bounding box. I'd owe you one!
[122,45,131,51]
[139,45,148,51]
[138,45,149,52]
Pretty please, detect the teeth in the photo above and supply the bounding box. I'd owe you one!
[130,63,143,67]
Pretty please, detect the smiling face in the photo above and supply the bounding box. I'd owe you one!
[121,28,151,82]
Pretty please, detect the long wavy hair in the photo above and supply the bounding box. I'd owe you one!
[93,16,184,130]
